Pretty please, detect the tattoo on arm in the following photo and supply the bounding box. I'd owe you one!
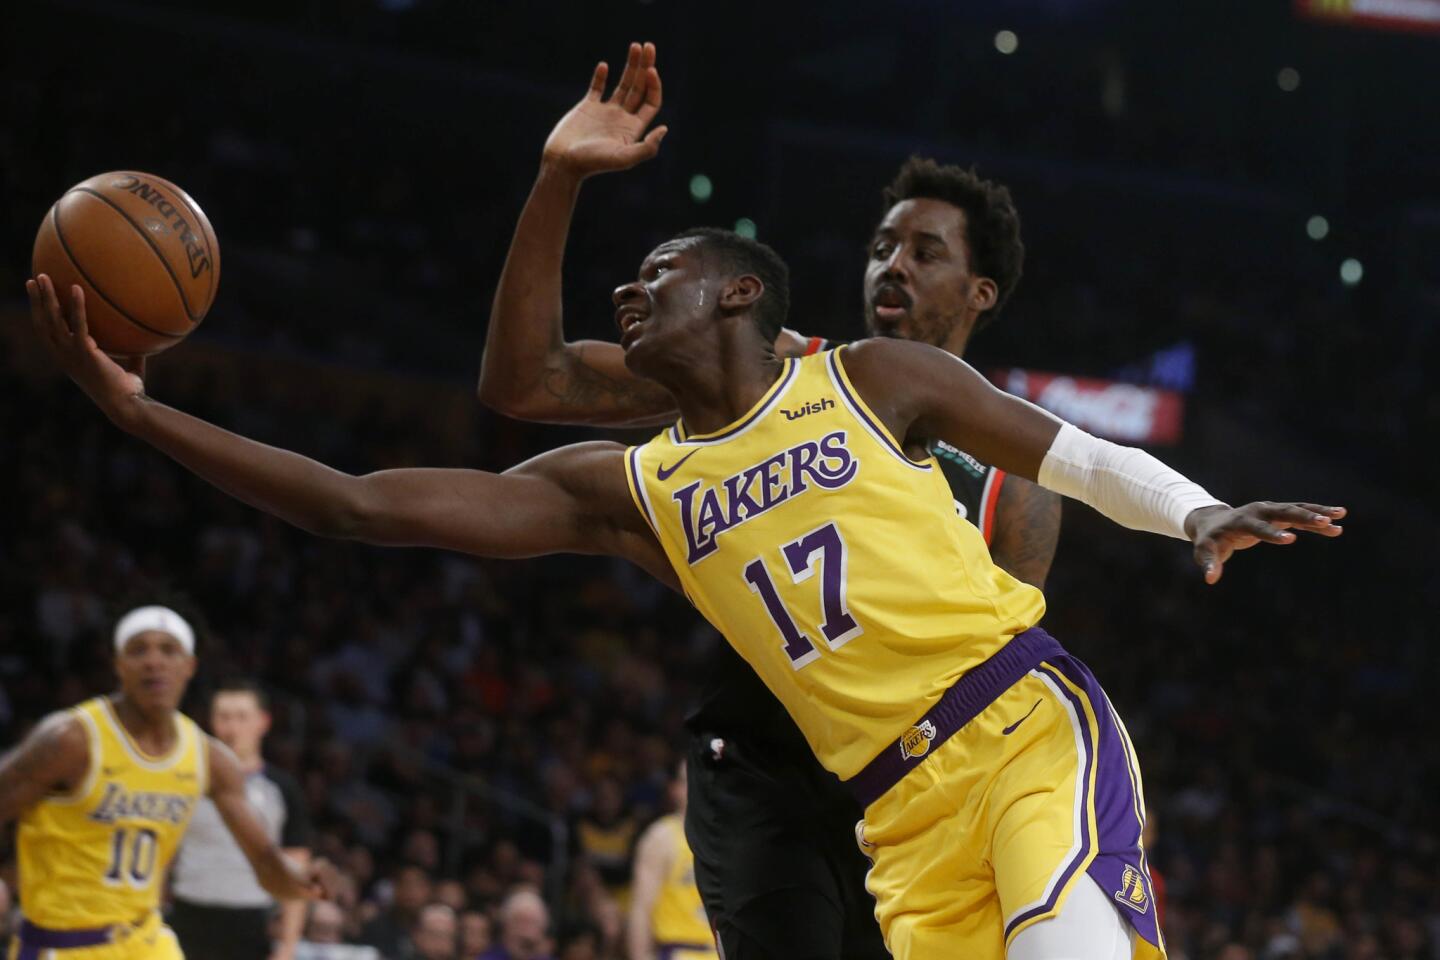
[540,343,677,425]
[989,476,1062,589]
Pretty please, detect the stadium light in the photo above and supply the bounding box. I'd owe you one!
[735,217,757,239]
[995,31,1019,55]
[1277,67,1301,92]
[1340,258,1364,286]
[1306,215,1329,241]
[689,174,713,204]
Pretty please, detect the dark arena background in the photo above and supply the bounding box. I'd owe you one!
[2,1,1438,958]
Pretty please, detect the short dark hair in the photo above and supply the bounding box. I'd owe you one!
[670,228,790,343]
[881,157,1024,330]
[212,677,270,711]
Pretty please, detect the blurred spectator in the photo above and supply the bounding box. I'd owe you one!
[480,889,553,960]
[361,865,432,958]
[408,904,458,960]
[574,777,637,900]
[306,902,348,944]
[459,910,493,959]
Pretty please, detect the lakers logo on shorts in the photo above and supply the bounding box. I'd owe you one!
[899,720,937,760]
[1113,865,1150,914]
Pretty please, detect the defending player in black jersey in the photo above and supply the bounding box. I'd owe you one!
[475,43,1060,959]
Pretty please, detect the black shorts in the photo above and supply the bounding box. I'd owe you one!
[685,731,888,960]
[168,899,271,960]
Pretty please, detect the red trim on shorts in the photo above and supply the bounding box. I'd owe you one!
[803,335,827,356]
[982,469,1007,543]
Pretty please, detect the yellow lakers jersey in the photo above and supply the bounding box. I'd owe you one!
[650,814,712,946]
[17,697,207,927]
[626,349,1046,779]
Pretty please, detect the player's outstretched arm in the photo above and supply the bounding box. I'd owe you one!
[842,338,1345,584]
[479,41,678,428]
[28,276,674,585]
[0,713,90,826]
[207,738,329,902]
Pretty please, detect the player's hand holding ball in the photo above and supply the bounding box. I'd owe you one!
[28,274,148,428]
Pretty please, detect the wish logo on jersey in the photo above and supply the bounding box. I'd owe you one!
[89,782,196,826]
[672,430,859,563]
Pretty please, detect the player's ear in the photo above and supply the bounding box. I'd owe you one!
[720,274,764,312]
[970,276,998,314]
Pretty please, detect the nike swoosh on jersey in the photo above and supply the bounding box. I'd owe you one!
[657,449,700,481]
[1002,699,1043,735]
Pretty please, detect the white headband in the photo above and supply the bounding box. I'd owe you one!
[113,606,195,655]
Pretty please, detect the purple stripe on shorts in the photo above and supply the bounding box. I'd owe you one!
[1014,657,1165,951]
[845,628,1065,807]
[1003,663,1098,939]
[657,943,716,960]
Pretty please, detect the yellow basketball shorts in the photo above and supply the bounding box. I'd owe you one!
[8,912,183,960]
[856,650,1165,959]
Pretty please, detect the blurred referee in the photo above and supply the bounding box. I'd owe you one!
[170,679,313,960]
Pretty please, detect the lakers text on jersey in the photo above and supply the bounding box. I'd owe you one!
[626,349,1046,778]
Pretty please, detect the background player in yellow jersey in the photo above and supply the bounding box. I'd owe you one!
[0,604,329,960]
[26,44,1346,960]
[627,762,715,960]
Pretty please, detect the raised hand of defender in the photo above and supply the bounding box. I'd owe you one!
[1185,501,1346,584]
[542,41,668,178]
[27,274,147,424]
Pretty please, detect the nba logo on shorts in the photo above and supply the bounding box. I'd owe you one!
[1114,866,1150,914]
[899,720,937,760]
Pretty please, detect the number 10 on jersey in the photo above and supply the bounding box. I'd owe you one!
[743,521,864,669]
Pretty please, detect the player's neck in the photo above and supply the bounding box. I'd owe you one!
[937,318,975,359]
[670,348,786,437]
[109,694,178,753]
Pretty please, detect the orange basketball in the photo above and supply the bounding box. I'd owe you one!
[32,171,220,357]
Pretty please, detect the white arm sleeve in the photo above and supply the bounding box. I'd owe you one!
[1037,423,1226,540]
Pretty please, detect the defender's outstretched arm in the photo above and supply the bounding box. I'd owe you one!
[480,41,677,428]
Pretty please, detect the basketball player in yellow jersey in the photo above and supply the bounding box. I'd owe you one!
[627,763,716,960]
[29,48,1346,955]
[0,605,329,960]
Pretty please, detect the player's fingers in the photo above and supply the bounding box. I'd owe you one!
[68,284,92,344]
[1232,514,1293,544]
[621,43,647,110]
[641,124,668,152]
[38,274,73,338]
[27,278,64,350]
[1296,503,1346,519]
[586,61,608,100]
[1194,540,1221,583]
[637,65,663,123]
[611,42,641,106]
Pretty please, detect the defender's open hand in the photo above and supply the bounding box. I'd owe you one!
[1186,502,1346,584]
[541,41,668,179]
[27,274,147,426]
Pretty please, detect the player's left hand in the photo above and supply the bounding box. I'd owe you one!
[1185,502,1345,584]
[26,274,147,426]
